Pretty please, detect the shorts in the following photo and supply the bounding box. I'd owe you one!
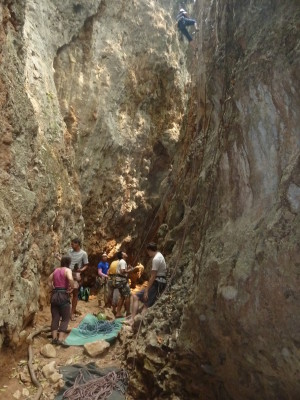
[136,280,166,308]
[118,282,131,298]
[50,289,70,307]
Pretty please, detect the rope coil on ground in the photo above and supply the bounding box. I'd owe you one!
[78,320,117,336]
[63,369,128,400]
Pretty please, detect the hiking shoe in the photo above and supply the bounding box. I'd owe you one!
[57,340,69,347]
[51,338,58,345]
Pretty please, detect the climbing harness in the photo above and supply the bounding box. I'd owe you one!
[63,368,128,400]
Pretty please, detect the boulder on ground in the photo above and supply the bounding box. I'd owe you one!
[42,360,56,378]
[49,371,63,383]
[41,343,56,358]
[104,308,115,321]
[22,388,30,397]
[84,340,110,357]
[13,390,21,399]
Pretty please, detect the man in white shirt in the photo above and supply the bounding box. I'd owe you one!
[128,243,167,324]
[114,251,131,317]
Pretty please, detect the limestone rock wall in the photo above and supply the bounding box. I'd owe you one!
[0,0,186,346]
[127,1,300,399]
[52,0,187,262]
[0,0,102,346]
[0,0,101,346]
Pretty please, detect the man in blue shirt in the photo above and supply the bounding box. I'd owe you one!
[97,252,110,307]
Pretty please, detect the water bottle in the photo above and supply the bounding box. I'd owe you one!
[79,286,84,300]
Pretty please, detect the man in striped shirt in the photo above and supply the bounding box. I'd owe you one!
[68,238,89,272]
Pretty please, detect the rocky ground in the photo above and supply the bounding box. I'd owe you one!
[0,295,132,399]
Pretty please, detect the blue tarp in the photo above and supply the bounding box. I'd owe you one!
[65,314,124,346]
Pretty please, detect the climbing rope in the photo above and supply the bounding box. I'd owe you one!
[27,326,52,400]
[130,43,203,372]
[131,182,175,266]
[131,46,201,267]
[78,320,117,336]
[63,368,128,400]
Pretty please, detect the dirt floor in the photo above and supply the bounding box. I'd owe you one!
[0,291,137,399]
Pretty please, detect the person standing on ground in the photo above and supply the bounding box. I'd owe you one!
[68,238,89,272]
[67,237,89,310]
[97,252,110,307]
[48,255,74,345]
[71,264,81,321]
[115,251,131,318]
[128,243,167,324]
[106,256,120,315]
[176,8,199,46]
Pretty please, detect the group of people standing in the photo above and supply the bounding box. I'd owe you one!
[48,239,167,344]
[97,243,167,325]
[97,250,131,317]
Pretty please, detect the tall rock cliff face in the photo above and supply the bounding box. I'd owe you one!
[52,0,187,262]
[0,0,186,346]
[0,0,299,399]
[0,0,105,347]
[127,1,300,399]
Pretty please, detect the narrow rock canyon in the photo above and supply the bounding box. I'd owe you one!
[0,0,299,399]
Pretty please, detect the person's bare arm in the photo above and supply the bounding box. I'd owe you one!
[66,268,74,289]
[80,263,88,273]
[54,253,61,261]
[98,268,108,278]
[48,273,54,290]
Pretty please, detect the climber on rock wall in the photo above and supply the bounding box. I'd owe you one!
[176,7,199,46]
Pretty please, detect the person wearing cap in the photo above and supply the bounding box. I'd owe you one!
[176,8,199,45]
[97,252,110,307]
